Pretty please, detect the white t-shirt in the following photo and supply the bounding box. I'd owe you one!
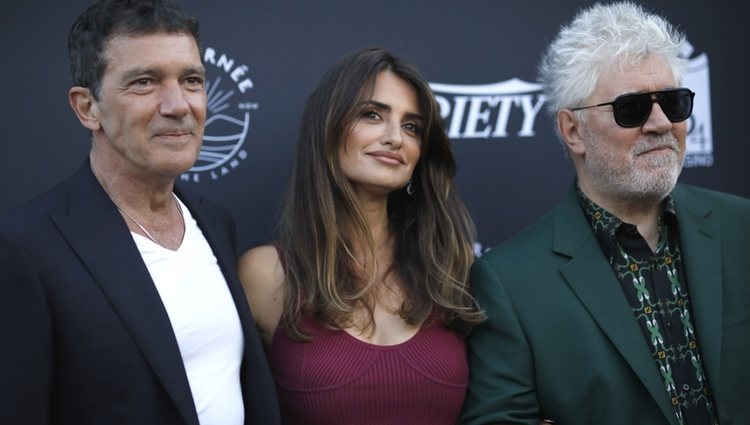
[130,197,244,425]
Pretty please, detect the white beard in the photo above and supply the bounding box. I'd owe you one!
[582,125,684,202]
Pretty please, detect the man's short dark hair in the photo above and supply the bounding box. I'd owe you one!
[68,0,200,99]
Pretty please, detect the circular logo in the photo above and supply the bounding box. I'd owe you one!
[181,46,258,182]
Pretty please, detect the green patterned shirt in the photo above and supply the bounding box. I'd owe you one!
[576,184,718,425]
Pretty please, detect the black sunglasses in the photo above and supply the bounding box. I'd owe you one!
[571,88,695,128]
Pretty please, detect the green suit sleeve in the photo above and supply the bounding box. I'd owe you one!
[459,256,540,425]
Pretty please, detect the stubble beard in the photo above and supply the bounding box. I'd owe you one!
[583,126,684,203]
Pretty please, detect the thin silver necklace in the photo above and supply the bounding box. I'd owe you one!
[116,193,183,245]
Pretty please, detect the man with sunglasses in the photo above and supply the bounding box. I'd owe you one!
[461,3,750,425]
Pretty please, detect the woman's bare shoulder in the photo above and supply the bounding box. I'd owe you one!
[239,245,284,284]
[238,244,285,345]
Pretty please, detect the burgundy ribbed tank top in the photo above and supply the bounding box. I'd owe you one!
[267,314,468,424]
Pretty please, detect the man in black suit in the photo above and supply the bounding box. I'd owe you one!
[0,1,280,424]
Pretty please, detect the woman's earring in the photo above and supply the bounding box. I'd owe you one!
[406,181,415,195]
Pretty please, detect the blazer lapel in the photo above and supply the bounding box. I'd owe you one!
[178,189,282,424]
[672,185,722,389]
[50,163,200,425]
[553,185,678,425]
[176,188,267,406]
[174,189,255,345]
[176,189,237,285]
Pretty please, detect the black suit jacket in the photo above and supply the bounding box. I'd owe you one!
[0,161,280,425]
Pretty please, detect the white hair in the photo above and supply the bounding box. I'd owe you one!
[538,2,687,124]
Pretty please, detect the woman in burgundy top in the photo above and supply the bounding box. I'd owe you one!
[239,47,485,424]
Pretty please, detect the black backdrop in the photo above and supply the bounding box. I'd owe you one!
[2,0,748,254]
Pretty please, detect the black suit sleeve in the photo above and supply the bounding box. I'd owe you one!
[0,230,53,424]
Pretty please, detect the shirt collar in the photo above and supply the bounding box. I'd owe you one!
[575,181,679,241]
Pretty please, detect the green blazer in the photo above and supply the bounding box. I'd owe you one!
[460,183,750,425]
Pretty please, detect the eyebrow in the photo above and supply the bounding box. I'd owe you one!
[359,100,424,122]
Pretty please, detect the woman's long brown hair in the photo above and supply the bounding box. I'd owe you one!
[278,47,484,340]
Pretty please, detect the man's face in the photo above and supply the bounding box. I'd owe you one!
[90,32,206,180]
[576,55,687,204]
